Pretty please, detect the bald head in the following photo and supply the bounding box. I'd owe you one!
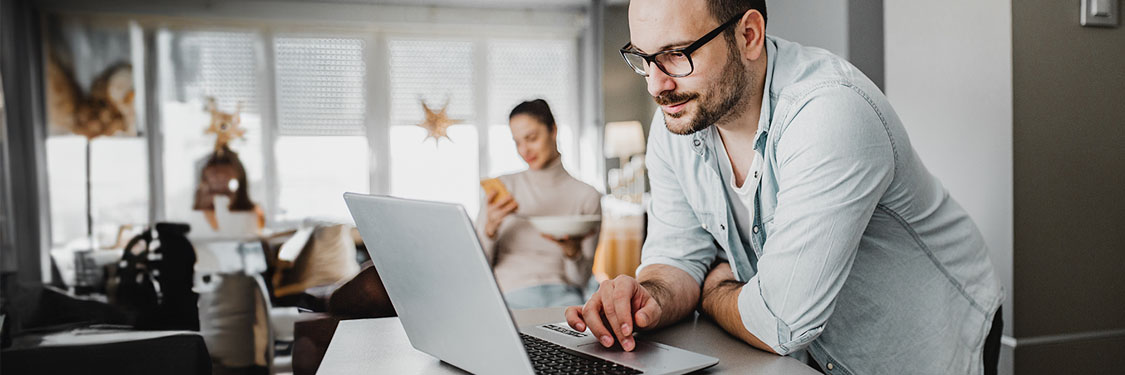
[627,0,712,55]
[625,0,769,135]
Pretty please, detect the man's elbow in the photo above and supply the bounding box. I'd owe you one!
[770,322,826,355]
[738,332,780,355]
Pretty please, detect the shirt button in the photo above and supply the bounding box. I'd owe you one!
[692,139,701,147]
[752,225,760,234]
[719,224,725,231]
[753,171,759,179]
[827,363,835,370]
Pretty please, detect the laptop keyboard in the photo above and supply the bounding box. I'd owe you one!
[521,333,643,375]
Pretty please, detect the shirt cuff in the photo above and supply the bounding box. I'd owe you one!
[635,256,706,285]
[737,276,822,354]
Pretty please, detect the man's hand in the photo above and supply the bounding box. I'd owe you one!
[564,276,663,352]
[700,262,778,354]
[484,191,518,238]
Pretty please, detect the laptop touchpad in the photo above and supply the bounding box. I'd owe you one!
[577,337,668,362]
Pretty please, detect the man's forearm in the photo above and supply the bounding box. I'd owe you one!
[701,279,777,354]
[636,264,700,329]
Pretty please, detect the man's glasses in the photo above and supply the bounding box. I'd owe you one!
[620,14,742,78]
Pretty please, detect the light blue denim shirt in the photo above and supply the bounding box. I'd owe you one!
[637,36,1003,375]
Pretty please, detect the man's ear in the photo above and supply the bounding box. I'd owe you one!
[737,9,767,61]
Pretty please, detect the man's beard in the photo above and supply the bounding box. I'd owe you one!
[656,42,753,136]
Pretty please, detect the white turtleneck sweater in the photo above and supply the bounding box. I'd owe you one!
[475,156,602,293]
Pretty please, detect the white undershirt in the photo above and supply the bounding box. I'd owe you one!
[714,130,763,247]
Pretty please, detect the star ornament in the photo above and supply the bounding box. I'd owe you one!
[204,97,246,154]
[417,99,461,144]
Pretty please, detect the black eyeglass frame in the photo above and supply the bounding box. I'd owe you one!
[619,14,743,78]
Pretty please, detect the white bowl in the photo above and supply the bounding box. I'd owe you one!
[526,215,602,238]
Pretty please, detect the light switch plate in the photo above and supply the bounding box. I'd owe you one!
[1082,0,1119,27]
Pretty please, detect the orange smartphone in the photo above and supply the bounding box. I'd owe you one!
[480,178,511,204]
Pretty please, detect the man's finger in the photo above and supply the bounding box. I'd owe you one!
[599,281,626,347]
[564,306,586,332]
[581,298,614,348]
[611,280,637,349]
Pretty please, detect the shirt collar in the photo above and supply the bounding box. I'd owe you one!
[758,35,778,136]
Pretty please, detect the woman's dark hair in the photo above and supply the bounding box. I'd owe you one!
[192,145,255,211]
[509,99,556,132]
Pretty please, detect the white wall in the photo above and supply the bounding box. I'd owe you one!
[884,1,1013,371]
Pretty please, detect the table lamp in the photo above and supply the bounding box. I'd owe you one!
[603,120,646,160]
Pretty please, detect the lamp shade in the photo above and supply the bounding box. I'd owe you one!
[603,121,645,159]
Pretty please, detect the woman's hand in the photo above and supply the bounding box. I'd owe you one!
[485,190,518,239]
[541,229,594,259]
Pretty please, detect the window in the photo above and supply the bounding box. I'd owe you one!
[158,29,267,227]
[389,126,480,217]
[47,136,149,246]
[384,37,583,220]
[42,13,589,239]
[387,39,481,218]
[44,19,149,247]
[273,35,369,222]
[486,39,579,176]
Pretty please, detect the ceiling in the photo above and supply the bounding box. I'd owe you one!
[224,0,628,10]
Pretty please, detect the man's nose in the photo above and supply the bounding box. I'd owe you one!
[646,64,676,98]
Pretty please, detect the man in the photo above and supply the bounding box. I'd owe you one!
[565,1,1004,374]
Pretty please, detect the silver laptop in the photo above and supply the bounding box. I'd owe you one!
[344,193,718,375]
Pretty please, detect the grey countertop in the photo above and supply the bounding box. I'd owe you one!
[317,306,819,374]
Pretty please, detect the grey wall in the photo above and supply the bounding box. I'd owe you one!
[1011,0,1125,373]
[1,0,50,284]
[602,3,656,136]
[767,0,883,88]
[846,0,882,89]
[767,0,849,57]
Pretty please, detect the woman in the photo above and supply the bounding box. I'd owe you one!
[476,99,601,310]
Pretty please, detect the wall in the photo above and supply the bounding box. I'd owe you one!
[1011,0,1125,373]
[884,0,1014,372]
[1,0,50,284]
[846,0,883,89]
[602,3,656,135]
[767,0,883,88]
[767,0,849,58]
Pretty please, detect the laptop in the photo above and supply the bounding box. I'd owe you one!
[344,193,719,375]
